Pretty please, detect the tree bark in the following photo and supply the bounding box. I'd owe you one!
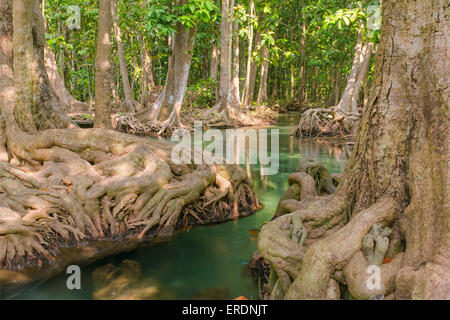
[243,29,260,107]
[94,0,113,129]
[210,43,219,81]
[11,0,73,134]
[350,42,373,112]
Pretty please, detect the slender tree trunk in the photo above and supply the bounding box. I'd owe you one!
[210,43,219,81]
[94,0,113,129]
[257,44,269,106]
[11,0,73,134]
[111,0,137,113]
[217,0,232,110]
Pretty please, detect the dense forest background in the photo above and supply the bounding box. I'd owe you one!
[44,0,380,113]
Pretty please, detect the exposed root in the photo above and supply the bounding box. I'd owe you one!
[0,128,258,272]
[295,107,360,138]
[344,251,403,300]
[284,198,399,299]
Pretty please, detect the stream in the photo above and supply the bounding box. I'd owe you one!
[3,113,347,300]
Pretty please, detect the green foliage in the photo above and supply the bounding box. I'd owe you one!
[43,0,378,110]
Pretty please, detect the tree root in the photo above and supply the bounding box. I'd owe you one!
[343,251,403,300]
[295,107,360,138]
[112,106,277,137]
[284,198,399,299]
[0,127,258,272]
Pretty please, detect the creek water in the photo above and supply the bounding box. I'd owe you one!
[4,113,347,300]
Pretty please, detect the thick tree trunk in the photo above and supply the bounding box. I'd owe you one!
[259,0,449,300]
[350,42,373,112]
[335,23,369,113]
[243,30,260,107]
[210,43,219,81]
[94,0,113,129]
[242,0,254,107]
[132,20,195,130]
[111,0,138,113]
[230,21,241,111]
[217,0,233,111]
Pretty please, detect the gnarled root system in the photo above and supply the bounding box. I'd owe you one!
[0,128,258,274]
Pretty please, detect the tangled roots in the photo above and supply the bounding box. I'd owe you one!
[257,157,406,300]
[0,128,258,272]
[295,107,360,138]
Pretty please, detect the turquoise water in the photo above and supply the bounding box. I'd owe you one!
[3,113,347,300]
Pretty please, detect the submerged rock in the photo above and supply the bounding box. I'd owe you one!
[92,259,174,300]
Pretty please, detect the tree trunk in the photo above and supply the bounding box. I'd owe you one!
[44,44,89,113]
[230,20,241,111]
[11,0,73,134]
[259,0,449,300]
[256,45,269,106]
[244,29,261,107]
[350,42,373,112]
[242,0,254,107]
[335,23,370,114]
[94,0,113,129]
[111,0,138,113]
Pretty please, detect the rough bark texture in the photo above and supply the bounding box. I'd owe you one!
[11,0,74,134]
[94,0,113,129]
[243,30,260,108]
[259,0,449,300]
[44,44,89,113]
[230,20,241,111]
[242,0,254,107]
